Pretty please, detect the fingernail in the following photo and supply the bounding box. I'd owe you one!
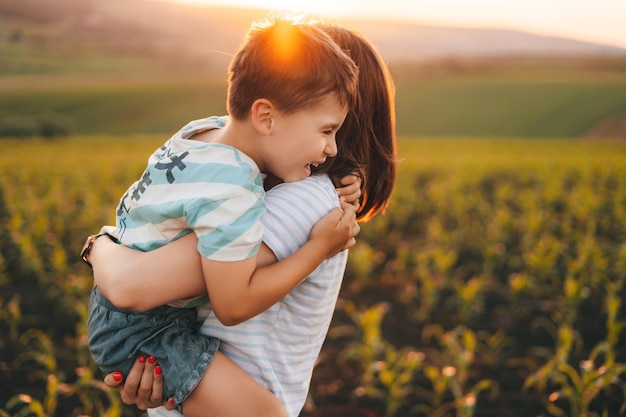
[113,371,123,382]
[169,398,175,405]
[138,356,145,363]
[155,365,162,375]
[148,355,156,364]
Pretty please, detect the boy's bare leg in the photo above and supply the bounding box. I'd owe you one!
[183,351,287,417]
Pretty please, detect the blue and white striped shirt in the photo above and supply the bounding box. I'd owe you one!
[111,116,266,307]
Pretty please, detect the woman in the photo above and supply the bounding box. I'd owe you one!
[88,23,396,417]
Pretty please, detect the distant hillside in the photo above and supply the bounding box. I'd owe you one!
[1,0,625,75]
[344,20,626,62]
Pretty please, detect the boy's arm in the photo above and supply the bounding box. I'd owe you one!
[202,202,357,326]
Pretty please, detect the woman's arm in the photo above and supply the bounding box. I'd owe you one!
[90,234,203,310]
[90,234,278,312]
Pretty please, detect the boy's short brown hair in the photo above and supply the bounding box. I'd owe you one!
[226,16,359,120]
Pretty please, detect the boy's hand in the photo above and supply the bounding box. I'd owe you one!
[103,356,175,411]
[310,202,359,258]
[335,173,362,210]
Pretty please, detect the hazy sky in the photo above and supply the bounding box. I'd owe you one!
[169,0,626,49]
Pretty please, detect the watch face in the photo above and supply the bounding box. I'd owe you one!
[81,233,116,266]
[81,235,96,265]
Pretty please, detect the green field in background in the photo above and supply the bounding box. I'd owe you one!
[1,135,625,417]
[395,76,626,137]
[1,72,626,138]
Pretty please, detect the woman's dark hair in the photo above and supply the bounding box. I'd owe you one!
[315,24,397,222]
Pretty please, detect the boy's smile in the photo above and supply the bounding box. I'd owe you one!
[263,94,348,183]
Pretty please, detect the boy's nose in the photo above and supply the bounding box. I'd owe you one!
[325,136,338,157]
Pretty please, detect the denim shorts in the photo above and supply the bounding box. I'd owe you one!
[88,286,220,405]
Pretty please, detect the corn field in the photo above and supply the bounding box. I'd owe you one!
[1,136,625,417]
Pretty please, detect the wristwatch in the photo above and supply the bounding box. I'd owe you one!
[80,232,113,267]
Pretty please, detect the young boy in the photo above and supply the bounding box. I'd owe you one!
[84,16,359,417]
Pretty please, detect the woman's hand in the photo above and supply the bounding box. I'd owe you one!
[103,356,176,411]
[335,173,362,210]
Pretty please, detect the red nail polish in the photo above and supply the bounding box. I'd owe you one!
[138,356,145,363]
[148,355,156,364]
[155,365,162,375]
[113,371,123,382]
[169,398,175,405]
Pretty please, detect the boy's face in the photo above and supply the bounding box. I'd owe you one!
[264,94,348,183]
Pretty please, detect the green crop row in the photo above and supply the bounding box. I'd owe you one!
[0,136,625,417]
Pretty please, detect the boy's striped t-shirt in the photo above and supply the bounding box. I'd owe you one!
[110,116,266,307]
[113,117,265,259]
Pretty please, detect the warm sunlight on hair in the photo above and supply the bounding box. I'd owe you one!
[270,19,299,65]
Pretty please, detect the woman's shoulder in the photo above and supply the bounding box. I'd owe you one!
[267,175,337,209]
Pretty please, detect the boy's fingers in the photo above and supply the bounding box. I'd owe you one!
[336,176,362,208]
[352,222,361,239]
[325,207,344,224]
[339,179,359,192]
[339,197,361,211]
[339,173,359,187]
[339,202,357,223]
[339,203,359,247]
[339,193,360,209]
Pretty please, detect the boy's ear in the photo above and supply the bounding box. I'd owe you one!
[250,99,274,135]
